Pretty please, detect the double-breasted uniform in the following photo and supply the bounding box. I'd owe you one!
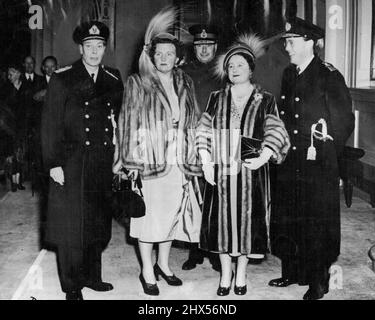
[41,59,123,291]
[270,56,354,285]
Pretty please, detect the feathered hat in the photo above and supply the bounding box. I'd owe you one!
[139,6,180,86]
[214,33,266,80]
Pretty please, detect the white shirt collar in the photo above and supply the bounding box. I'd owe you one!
[82,61,99,83]
[297,55,315,75]
[26,73,34,81]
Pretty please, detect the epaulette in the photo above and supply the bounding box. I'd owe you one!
[322,61,337,72]
[102,66,120,81]
[55,65,72,73]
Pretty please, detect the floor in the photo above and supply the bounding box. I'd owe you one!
[1,183,375,300]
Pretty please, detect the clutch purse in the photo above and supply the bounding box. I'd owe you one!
[241,136,262,161]
[111,171,146,226]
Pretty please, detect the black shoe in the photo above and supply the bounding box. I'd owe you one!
[85,281,113,292]
[65,290,83,300]
[268,277,297,287]
[182,257,204,270]
[234,285,247,296]
[303,285,326,300]
[139,273,159,296]
[217,285,231,296]
[217,272,234,296]
[154,264,183,286]
[17,184,25,190]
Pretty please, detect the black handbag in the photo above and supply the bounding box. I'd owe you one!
[111,171,146,226]
[241,136,262,161]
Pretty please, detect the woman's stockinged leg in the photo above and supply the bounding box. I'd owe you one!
[219,254,232,287]
[236,255,248,286]
[139,241,156,284]
[157,241,173,275]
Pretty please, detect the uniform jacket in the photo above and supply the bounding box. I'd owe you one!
[271,56,354,265]
[182,60,223,112]
[41,59,124,248]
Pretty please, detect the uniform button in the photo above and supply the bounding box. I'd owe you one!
[85,128,90,132]
[295,114,299,119]
[85,101,89,106]
[292,146,297,151]
[281,95,286,100]
[85,114,90,119]
[85,141,90,146]
[104,142,108,146]
[107,115,111,119]
[105,128,109,132]
[293,130,298,134]
[107,102,111,106]
[280,111,285,116]
[295,97,300,102]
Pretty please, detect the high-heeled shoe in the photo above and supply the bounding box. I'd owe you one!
[217,272,234,296]
[234,285,247,295]
[154,264,183,286]
[139,273,159,296]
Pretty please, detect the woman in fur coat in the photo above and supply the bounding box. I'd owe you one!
[113,7,202,296]
[196,34,290,296]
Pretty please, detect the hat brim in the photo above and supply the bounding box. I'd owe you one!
[193,39,217,44]
[281,32,304,38]
[81,36,107,43]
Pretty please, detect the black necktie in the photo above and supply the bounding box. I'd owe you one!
[91,73,95,83]
[296,67,301,76]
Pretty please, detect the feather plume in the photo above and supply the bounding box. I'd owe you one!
[213,33,266,80]
[139,6,179,87]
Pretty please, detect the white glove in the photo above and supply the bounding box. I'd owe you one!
[200,150,216,186]
[243,147,274,170]
[50,167,65,185]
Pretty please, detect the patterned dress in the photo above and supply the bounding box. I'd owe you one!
[196,84,290,257]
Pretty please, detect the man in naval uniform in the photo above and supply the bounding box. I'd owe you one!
[41,21,124,300]
[181,24,222,272]
[269,18,354,300]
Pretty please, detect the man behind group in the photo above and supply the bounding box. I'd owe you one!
[181,24,222,272]
[269,18,354,300]
[41,21,124,300]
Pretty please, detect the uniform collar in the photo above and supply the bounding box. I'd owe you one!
[81,59,99,83]
[297,54,315,75]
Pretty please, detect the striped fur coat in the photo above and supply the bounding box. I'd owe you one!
[114,69,202,179]
[196,84,290,256]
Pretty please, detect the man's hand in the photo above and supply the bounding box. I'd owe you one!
[50,167,64,185]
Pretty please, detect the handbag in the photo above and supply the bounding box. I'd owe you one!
[241,136,262,161]
[111,170,146,226]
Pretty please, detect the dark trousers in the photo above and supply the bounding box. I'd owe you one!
[281,257,330,288]
[189,243,220,266]
[56,245,102,293]
[189,243,204,261]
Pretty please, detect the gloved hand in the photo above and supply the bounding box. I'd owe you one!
[200,150,216,186]
[243,147,274,170]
